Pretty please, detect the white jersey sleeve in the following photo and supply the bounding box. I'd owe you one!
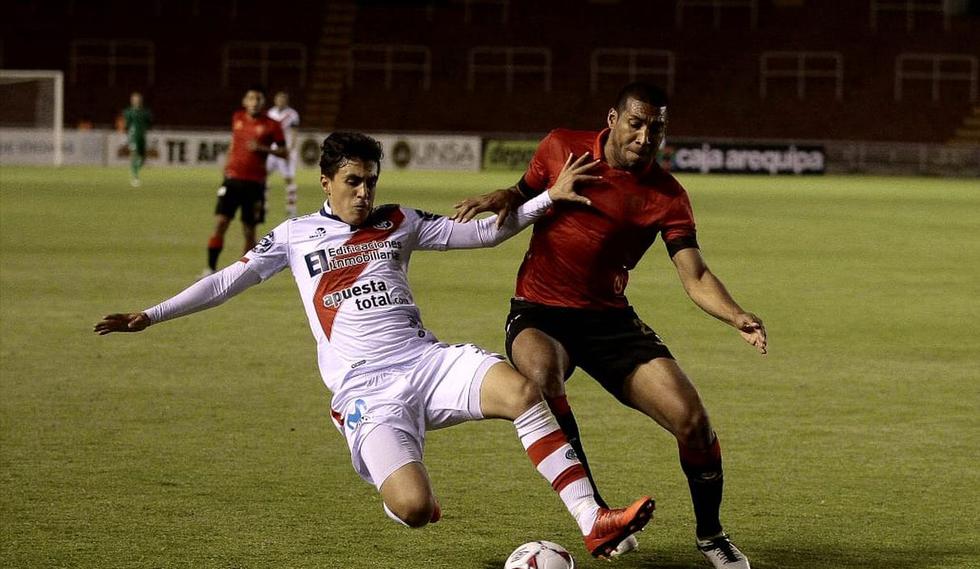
[143,261,262,324]
[242,223,291,280]
[446,190,553,249]
[406,190,554,251]
[409,208,456,251]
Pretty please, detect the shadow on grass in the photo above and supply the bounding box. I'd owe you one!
[481,543,978,568]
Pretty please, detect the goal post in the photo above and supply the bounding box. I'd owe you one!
[0,70,64,166]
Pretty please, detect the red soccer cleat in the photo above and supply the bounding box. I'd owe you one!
[583,496,656,559]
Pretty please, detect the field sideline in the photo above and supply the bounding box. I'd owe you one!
[1,166,978,569]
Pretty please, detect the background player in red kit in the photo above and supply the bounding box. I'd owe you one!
[203,85,288,277]
[452,82,766,569]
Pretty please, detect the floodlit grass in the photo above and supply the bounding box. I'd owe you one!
[1,166,978,568]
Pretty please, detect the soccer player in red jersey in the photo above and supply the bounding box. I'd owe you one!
[453,82,766,569]
[203,85,288,277]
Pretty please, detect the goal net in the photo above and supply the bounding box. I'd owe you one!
[0,70,64,166]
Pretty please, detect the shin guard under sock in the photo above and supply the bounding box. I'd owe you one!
[679,435,724,538]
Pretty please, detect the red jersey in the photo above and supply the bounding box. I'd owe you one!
[224,109,286,183]
[516,128,698,309]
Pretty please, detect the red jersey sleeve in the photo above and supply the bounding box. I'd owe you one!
[517,131,561,197]
[660,177,699,257]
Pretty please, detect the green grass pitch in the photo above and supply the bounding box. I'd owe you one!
[1,165,978,568]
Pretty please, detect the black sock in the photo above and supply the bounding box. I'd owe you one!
[207,247,221,271]
[547,395,608,509]
[679,435,724,538]
[206,236,223,271]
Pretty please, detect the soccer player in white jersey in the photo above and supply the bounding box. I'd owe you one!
[266,91,301,217]
[94,132,655,559]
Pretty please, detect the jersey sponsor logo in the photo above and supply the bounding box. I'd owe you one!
[312,208,406,339]
[252,231,275,253]
[304,240,403,277]
[322,279,411,311]
[345,399,368,432]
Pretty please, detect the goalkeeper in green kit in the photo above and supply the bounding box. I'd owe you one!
[124,92,152,187]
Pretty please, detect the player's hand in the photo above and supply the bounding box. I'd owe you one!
[733,312,767,355]
[547,152,602,207]
[94,313,151,335]
[451,187,525,228]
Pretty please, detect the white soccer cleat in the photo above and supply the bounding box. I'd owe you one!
[130,178,141,187]
[697,533,750,569]
[608,532,639,557]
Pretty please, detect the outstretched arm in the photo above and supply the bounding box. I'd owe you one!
[671,248,768,354]
[93,262,263,335]
[451,185,527,228]
[446,153,599,249]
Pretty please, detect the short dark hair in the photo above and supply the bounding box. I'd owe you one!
[614,82,668,112]
[246,84,267,97]
[319,132,384,177]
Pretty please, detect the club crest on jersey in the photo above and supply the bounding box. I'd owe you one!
[372,220,394,230]
[414,209,443,222]
[252,231,275,253]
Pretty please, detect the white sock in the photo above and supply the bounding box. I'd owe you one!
[514,401,600,535]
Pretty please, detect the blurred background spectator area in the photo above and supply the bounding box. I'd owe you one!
[3,0,979,142]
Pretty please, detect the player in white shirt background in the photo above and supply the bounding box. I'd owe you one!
[94,132,655,559]
[266,91,301,217]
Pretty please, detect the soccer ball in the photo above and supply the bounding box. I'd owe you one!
[504,540,575,569]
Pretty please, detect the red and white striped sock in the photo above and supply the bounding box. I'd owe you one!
[515,401,600,534]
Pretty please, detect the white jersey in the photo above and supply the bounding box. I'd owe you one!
[243,204,448,394]
[266,105,299,149]
[144,192,553,401]
[240,194,552,397]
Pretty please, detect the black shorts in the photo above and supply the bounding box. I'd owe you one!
[214,178,266,225]
[504,298,674,400]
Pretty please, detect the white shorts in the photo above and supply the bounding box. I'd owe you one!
[329,342,504,488]
[266,149,298,179]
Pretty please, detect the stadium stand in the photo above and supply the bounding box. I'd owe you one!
[2,0,978,142]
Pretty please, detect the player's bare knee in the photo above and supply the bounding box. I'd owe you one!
[675,409,713,449]
[385,498,434,528]
[519,365,563,396]
[510,377,544,414]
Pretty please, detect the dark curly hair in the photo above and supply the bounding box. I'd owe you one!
[319,132,384,177]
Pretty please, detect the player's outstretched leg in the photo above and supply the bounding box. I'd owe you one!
[361,425,441,528]
[479,362,655,558]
